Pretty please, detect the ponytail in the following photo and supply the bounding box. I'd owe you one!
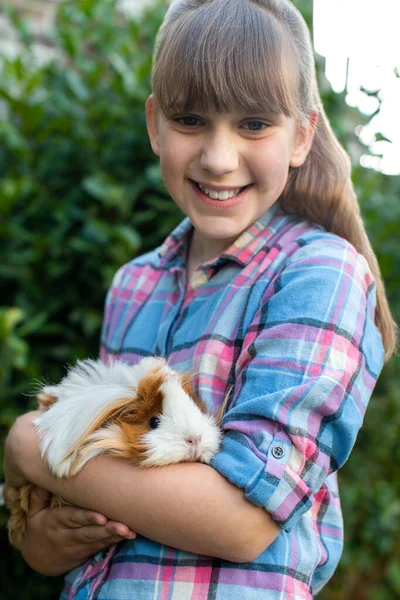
[281,104,398,359]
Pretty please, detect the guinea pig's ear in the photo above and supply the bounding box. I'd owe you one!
[134,369,165,411]
[36,386,59,410]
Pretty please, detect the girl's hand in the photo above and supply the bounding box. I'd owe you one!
[20,486,137,576]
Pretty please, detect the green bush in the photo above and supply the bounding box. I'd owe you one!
[1,1,182,595]
[1,0,399,598]
[0,0,181,412]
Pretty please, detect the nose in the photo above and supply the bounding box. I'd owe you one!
[186,435,202,446]
[200,129,239,175]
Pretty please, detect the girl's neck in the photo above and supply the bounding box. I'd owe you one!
[186,229,237,281]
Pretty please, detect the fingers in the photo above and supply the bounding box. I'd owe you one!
[69,532,125,557]
[66,520,137,556]
[71,526,127,545]
[105,521,136,539]
[52,506,107,528]
[52,505,137,538]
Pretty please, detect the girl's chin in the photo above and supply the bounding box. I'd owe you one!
[190,218,247,245]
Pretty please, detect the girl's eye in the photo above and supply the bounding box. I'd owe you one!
[243,121,268,131]
[175,116,202,127]
[149,416,160,429]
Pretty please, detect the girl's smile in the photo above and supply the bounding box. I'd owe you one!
[189,179,253,209]
[146,96,315,264]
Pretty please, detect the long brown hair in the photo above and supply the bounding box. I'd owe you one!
[151,0,397,360]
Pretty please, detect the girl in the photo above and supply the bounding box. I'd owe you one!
[4,0,397,598]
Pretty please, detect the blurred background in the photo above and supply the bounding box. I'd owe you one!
[0,1,399,598]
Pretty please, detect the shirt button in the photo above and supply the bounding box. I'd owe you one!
[272,445,285,459]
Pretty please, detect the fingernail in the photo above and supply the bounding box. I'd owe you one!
[125,532,136,539]
[117,527,127,536]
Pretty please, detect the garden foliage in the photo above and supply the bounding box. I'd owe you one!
[0,1,399,598]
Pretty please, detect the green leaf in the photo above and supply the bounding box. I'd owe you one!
[374,132,392,144]
[82,173,125,207]
[0,307,25,339]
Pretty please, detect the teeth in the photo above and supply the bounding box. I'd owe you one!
[198,183,243,200]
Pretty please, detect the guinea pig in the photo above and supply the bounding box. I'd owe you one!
[6,356,223,549]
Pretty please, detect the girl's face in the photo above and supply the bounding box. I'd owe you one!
[146,96,316,262]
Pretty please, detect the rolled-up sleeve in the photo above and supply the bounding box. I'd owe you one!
[211,238,384,531]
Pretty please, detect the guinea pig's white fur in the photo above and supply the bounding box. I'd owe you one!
[140,375,221,468]
[34,357,222,477]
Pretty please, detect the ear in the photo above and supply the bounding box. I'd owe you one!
[134,368,165,413]
[289,109,319,168]
[37,387,59,410]
[146,94,161,157]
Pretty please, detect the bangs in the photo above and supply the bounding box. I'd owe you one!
[152,0,300,119]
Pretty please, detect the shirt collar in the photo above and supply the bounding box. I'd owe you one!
[157,217,192,269]
[157,202,282,270]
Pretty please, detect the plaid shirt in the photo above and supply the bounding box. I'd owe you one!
[61,204,384,600]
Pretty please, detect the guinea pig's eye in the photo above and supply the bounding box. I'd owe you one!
[149,416,161,429]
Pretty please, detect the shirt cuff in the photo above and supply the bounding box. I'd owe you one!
[211,429,313,532]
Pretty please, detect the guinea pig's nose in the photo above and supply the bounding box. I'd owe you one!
[186,436,202,445]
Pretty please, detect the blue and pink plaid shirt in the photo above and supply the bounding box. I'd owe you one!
[61,203,384,600]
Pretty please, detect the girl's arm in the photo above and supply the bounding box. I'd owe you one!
[210,239,384,534]
[5,411,280,564]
